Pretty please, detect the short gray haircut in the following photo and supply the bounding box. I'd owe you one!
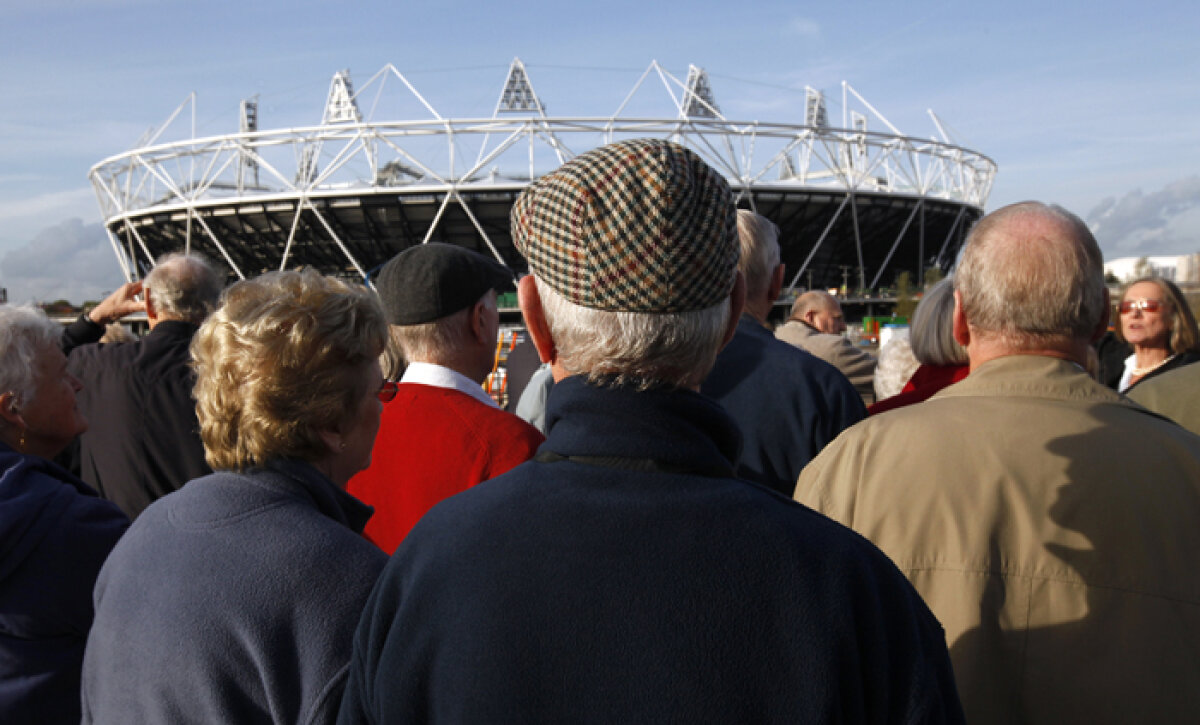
[736,210,780,302]
[956,202,1104,348]
[144,253,223,324]
[391,289,495,363]
[0,305,63,409]
[790,290,839,319]
[910,278,968,366]
[535,276,730,390]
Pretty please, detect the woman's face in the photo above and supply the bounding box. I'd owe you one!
[1120,281,1172,350]
[331,359,385,486]
[20,343,87,458]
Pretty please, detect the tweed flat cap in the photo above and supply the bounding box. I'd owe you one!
[510,138,738,313]
[376,242,512,325]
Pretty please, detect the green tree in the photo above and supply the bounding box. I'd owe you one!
[894,271,917,320]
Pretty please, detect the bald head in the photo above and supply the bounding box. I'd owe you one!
[955,201,1105,351]
[790,290,846,335]
[144,253,222,326]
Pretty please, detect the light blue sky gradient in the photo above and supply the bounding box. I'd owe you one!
[2,0,1198,301]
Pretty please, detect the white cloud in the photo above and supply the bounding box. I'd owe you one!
[1087,176,1200,259]
[1,219,127,304]
[0,187,99,224]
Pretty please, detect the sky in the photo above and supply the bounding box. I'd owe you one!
[2,0,1198,303]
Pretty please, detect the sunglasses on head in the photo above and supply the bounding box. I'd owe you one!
[377,380,399,403]
[1119,298,1165,314]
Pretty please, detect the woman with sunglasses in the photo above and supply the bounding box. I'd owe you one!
[82,270,392,724]
[1114,276,1200,392]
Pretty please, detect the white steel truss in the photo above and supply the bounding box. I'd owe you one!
[89,59,996,289]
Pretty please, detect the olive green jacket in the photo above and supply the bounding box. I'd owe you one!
[796,354,1200,724]
[1127,360,1200,436]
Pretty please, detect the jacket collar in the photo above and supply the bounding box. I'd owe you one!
[542,376,742,475]
[260,459,375,534]
[936,354,1135,407]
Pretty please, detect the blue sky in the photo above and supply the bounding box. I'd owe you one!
[2,0,1198,302]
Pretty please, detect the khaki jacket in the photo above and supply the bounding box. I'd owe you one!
[796,354,1200,724]
[775,319,876,403]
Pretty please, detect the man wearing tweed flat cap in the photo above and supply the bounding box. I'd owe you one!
[338,139,964,723]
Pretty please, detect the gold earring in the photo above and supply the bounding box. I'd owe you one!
[17,429,25,452]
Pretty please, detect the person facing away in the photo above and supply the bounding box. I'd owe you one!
[337,138,964,724]
[62,252,222,519]
[776,288,878,403]
[0,305,128,723]
[81,270,390,724]
[700,210,865,496]
[795,201,1200,723]
[346,242,544,554]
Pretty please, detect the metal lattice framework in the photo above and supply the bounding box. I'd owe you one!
[89,59,996,295]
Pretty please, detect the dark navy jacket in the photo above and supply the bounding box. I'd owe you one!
[702,316,865,495]
[82,460,386,724]
[0,442,128,723]
[338,376,962,724]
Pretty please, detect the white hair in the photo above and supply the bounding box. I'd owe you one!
[910,278,968,366]
[144,252,223,324]
[391,289,495,363]
[0,305,62,409]
[956,202,1105,349]
[535,277,730,390]
[736,210,780,302]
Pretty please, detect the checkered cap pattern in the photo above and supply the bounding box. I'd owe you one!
[511,138,738,313]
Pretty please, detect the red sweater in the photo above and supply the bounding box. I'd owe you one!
[348,383,544,553]
[866,363,970,416]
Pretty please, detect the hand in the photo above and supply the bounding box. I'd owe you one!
[88,281,146,325]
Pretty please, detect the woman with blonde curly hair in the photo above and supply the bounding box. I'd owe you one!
[82,270,392,724]
[1114,276,1200,392]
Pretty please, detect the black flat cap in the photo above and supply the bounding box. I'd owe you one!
[376,243,513,325]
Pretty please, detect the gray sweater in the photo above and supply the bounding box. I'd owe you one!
[82,460,386,724]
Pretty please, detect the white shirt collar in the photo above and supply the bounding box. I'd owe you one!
[400,361,499,409]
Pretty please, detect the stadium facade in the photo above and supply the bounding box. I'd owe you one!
[88,60,996,300]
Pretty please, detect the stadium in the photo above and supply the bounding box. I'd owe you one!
[88,60,996,307]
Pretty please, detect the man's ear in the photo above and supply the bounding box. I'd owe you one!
[144,288,159,323]
[1090,287,1111,343]
[468,299,490,346]
[767,264,785,305]
[719,271,747,349]
[518,275,557,365]
[952,289,971,347]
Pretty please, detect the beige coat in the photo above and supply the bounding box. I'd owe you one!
[795,354,1200,724]
[775,319,876,403]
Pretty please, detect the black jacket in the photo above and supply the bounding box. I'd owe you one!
[338,377,963,723]
[63,316,212,519]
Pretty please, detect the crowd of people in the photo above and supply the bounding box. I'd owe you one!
[2,137,1199,723]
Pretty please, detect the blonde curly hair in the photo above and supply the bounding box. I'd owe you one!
[191,270,386,471]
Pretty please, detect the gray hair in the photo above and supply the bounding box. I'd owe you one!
[910,278,968,366]
[535,276,730,390]
[790,290,839,319]
[736,210,780,302]
[0,305,63,409]
[391,289,495,363]
[144,253,223,324]
[956,201,1105,349]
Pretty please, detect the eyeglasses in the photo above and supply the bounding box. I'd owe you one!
[1119,298,1165,314]
[377,380,399,403]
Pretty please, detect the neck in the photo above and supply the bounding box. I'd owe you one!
[743,298,772,326]
[1133,345,1170,368]
[967,335,1090,371]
